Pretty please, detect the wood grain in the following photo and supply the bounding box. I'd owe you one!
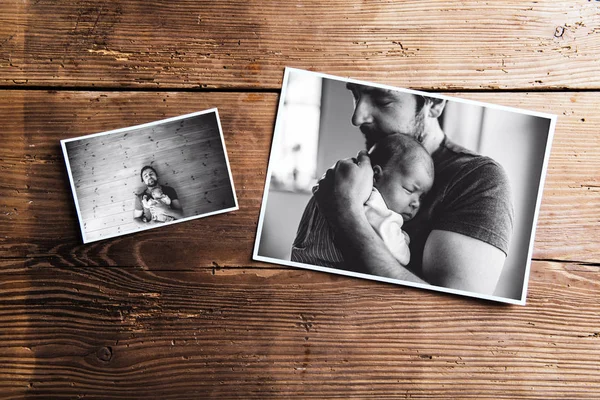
[2,0,600,398]
[1,90,599,267]
[1,0,599,90]
[1,261,599,399]
[1,91,272,269]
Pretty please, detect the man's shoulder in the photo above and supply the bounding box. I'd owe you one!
[435,136,481,166]
[418,137,514,256]
[135,186,149,196]
[160,185,178,198]
[435,136,509,185]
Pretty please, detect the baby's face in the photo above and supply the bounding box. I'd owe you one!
[151,188,163,198]
[374,163,433,221]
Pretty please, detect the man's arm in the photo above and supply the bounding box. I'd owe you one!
[171,198,183,211]
[419,157,513,295]
[422,230,505,295]
[170,199,184,219]
[133,208,152,227]
[133,193,150,226]
[314,151,426,283]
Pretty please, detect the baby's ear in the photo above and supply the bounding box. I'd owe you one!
[372,165,383,182]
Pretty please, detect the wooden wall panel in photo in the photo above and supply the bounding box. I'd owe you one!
[1,0,600,399]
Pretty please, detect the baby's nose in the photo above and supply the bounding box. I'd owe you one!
[410,197,420,209]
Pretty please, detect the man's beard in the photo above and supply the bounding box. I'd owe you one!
[363,110,426,150]
[363,127,387,151]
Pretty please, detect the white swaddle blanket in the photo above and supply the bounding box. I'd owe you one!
[364,188,411,266]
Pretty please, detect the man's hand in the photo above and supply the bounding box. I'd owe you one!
[310,150,426,283]
[314,150,374,222]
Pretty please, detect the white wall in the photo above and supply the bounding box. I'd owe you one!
[478,109,550,299]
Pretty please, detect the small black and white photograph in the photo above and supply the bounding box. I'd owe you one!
[254,68,556,305]
[61,109,238,244]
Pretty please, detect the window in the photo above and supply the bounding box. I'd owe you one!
[269,72,322,193]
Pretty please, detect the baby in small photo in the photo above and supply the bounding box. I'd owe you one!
[142,186,176,223]
[291,133,434,271]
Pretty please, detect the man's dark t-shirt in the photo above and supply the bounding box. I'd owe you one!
[403,135,514,277]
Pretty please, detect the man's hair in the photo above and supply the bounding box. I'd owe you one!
[368,134,434,179]
[140,165,157,182]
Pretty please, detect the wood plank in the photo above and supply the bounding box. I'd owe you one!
[1,1,599,90]
[0,261,599,398]
[1,90,599,268]
[2,1,598,397]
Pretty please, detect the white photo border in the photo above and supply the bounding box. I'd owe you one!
[61,108,239,244]
[253,67,557,306]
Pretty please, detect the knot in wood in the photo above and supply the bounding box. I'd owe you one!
[554,26,565,38]
[96,346,113,362]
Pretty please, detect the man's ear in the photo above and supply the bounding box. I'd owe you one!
[427,98,446,119]
[373,165,383,183]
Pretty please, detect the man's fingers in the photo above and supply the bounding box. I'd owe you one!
[321,167,334,182]
[315,167,334,194]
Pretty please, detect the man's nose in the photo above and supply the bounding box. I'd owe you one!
[351,98,374,126]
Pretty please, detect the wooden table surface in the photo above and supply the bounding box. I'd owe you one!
[2,1,599,398]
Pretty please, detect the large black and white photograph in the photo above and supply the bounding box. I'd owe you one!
[254,68,556,305]
[61,109,238,244]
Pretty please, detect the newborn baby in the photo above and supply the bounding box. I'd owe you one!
[291,133,434,270]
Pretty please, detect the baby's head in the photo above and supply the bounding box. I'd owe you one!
[369,134,434,221]
[150,186,164,199]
